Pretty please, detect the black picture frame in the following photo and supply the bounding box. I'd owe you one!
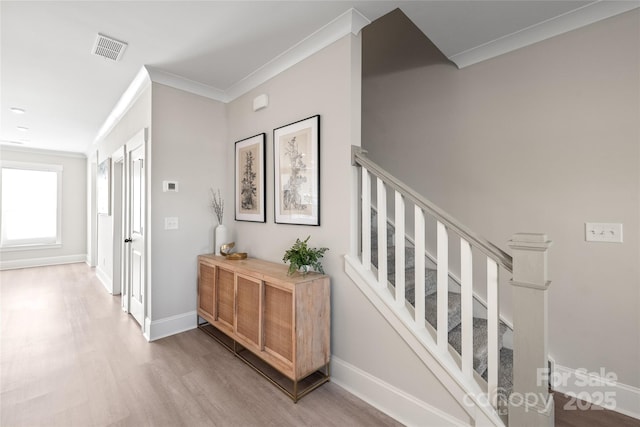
[235,133,266,222]
[273,115,320,226]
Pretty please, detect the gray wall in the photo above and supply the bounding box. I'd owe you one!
[227,34,470,424]
[0,147,87,268]
[149,82,226,320]
[363,10,639,388]
[95,80,227,324]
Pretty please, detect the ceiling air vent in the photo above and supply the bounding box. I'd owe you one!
[92,33,127,62]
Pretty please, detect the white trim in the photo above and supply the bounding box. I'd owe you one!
[86,8,369,153]
[0,243,62,253]
[331,356,468,427]
[372,205,514,330]
[344,255,505,426]
[145,67,228,102]
[145,311,197,342]
[143,317,152,341]
[0,254,86,270]
[88,67,151,156]
[551,363,640,420]
[143,8,369,103]
[0,145,87,158]
[224,8,370,101]
[95,265,112,293]
[449,1,640,68]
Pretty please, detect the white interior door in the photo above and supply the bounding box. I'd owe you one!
[126,142,145,327]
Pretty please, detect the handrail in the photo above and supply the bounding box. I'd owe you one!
[352,146,513,272]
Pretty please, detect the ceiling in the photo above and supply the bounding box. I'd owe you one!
[1,1,637,154]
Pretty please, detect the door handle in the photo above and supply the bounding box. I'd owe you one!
[124,238,132,243]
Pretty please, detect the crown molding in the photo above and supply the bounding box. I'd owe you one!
[145,66,229,102]
[0,144,87,159]
[86,7,370,154]
[87,66,151,156]
[224,8,370,101]
[97,7,369,117]
[449,1,640,68]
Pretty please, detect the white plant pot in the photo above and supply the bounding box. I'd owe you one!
[298,265,312,275]
[215,224,230,255]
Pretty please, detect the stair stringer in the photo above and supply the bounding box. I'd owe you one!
[345,254,505,427]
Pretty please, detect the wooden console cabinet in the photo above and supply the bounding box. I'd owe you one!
[197,254,330,401]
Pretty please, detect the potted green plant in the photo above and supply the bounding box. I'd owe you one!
[282,236,329,276]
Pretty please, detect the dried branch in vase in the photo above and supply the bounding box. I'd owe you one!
[211,188,224,225]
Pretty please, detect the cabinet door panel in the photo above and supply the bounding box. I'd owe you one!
[236,275,261,348]
[216,267,234,327]
[198,263,215,319]
[264,283,293,362]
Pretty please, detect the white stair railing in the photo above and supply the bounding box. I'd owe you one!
[349,146,553,426]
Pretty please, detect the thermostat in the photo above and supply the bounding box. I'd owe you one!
[163,181,179,192]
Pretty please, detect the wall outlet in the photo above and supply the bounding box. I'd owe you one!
[585,223,623,243]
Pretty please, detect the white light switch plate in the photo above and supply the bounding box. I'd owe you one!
[585,223,623,243]
[165,217,179,230]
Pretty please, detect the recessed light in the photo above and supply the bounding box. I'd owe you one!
[17,126,29,131]
[10,107,26,114]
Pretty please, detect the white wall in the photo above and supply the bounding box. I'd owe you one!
[0,147,87,269]
[363,9,640,392]
[149,82,226,324]
[95,84,152,293]
[227,34,470,425]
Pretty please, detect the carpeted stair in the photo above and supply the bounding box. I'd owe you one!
[371,212,513,396]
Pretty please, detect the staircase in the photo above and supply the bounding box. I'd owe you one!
[345,146,554,426]
[371,211,514,396]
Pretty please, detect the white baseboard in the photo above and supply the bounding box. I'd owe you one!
[552,363,640,420]
[0,254,86,270]
[331,356,468,427]
[85,254,95,267]
[145,311,197,342]
[95,266,112,294]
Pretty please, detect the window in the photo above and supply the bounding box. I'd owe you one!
[1,161,62,249]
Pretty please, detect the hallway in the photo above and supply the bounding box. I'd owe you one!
[0,263,399,426]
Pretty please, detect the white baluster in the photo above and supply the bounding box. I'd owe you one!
[460,238,473,379]
[394,192,405,306]
[361,168,371,271]
[376,178,387,287]
[414,207,425,327]
[437,222,449,351]
[487,258,499,408]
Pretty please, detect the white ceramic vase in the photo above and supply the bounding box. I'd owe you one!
[214,224,230,255]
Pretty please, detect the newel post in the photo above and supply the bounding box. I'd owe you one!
[508,233,554,427]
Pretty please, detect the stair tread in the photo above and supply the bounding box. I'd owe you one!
[404,268,438,300]
[448,318,507,375]
[425,292,461,333]
[482,347,513,397]
[371,209,514,401]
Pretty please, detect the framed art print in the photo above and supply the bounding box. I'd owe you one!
[235,133,266,222]
[274,115,320,226]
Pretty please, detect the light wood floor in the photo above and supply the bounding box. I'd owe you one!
[2,263,639,427]
[0,263,401,427]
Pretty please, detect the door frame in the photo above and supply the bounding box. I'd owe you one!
[121,128,149,337]
[112,147,125,297]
